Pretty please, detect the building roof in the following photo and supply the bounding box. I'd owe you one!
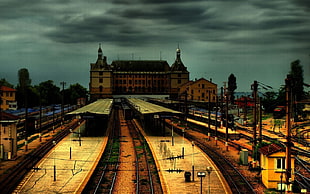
[111,60,170,72]
[0,111,20,122]
[67,99,113,116]
[259,143,285,156]
[171,48,188,72]
[0,86,16,92]
[180,78,217,89]
[128,98,182,115]
[192,78,217,86]
[235,96,255,107]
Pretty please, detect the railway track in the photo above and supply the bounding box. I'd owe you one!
[0,119,81,194]
[186,132,255,193]
[83,107,162,194]
[295,156,310,191]
[170,122,255,194]
[82,108,120,194]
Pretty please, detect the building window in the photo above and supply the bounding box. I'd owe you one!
[99,72,103,76]
[178,73,181,77]
[99,78,103,83]
[276,158,285,170]
[202,84,205,89]
[178,79,181,84]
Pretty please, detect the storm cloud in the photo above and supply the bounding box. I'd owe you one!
[0,0,309,92]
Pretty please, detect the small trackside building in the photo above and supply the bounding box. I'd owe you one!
[259,143,295,191]
[0,112,19,160]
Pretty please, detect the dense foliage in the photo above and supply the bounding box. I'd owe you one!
[3,68,88,109]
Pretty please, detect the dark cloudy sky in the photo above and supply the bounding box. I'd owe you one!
[0,0,309,92]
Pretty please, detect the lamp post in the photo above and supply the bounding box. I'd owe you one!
[280,172,283,194]
[53,140,56,181]
[206,166,213,194]
[78,121,81,146]
[182,128,185,158]
[192,141,195,182]
[171,122,174,146]
[197,172,206,194]
[69,129,72,159]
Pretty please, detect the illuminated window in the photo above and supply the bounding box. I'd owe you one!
[276,158,285,170]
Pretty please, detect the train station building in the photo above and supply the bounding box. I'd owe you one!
[0,112,19,160]
[89,45,189,100]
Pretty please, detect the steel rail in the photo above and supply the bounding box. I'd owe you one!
[129,119,154,194]
[171,124,255,194]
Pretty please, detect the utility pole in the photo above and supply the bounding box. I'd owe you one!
[285,75,292,188]
[208,90,211,139]
[215,95,218,138]
[259,97,262,144]
[251,81,258,154]
[60,81,66,122]
[220,87,223,128]
[223,82,229,151]
[223,83,228,141]
[244,96,248,125]
[39,90,42,142]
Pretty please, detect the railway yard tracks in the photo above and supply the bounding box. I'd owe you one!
[176,127,256,194]
[83,107,162,194]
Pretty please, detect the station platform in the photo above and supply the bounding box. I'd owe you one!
[136,121,232,194]
[14,127,107,193]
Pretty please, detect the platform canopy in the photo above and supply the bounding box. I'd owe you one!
[67,99,113,116]
[128,98,182,115]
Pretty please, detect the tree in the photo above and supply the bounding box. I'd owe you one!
[36,80,61,105]
[289,60,304,101]
[16,68,32,108]
[289,60,305,120]
[0,78,14,88]
[261,91,278,113]
[228,74,237,104]
[65,83,88,105]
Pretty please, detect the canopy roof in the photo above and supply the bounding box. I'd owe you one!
[67,99,113,115]
[128,98,181,115]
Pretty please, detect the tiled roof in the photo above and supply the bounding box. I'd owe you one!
[0,86,16,92]
[111,60,170,72]
[259,143,285,156]
[0,111,20,121]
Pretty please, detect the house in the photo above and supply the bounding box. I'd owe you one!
[178,78,217,102]
[0,111,19,160]
[0,86,17,110]
[259,143,295,191]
